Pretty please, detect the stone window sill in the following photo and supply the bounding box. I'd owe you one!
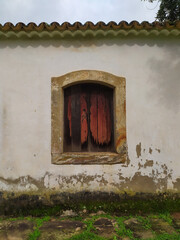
[52,152,126,165]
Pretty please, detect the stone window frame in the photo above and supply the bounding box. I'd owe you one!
[51,70,127,165]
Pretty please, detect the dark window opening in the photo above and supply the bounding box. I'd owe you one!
[64,83,114,152]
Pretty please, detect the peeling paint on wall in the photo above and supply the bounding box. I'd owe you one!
[0,166,178,195]
[144,160,154,168]
[136,143,141,158]
[156,148,161,153]
[149,147,152,154]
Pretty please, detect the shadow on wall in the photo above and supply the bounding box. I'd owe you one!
[0,37,175,49]
[148,44,180,112]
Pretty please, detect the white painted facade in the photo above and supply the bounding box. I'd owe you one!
[0,37,179,193]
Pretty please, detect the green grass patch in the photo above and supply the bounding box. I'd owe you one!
[149,233,180,240]
[136,215,152,229]
[28,228,41,240]
[67,214,113,240]
[28,216,50,240]
[115,216,134,239]
[8,216,25,221]
[158,213,173,225]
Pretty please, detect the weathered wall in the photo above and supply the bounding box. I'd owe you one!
[0,37,180,194]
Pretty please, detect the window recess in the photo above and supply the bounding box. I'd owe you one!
[64,83,114,152]
[51,70,127,165]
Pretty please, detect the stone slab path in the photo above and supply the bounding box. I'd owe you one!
[0,211,179,239]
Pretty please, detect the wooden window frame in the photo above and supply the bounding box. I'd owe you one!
[51,70,127,165]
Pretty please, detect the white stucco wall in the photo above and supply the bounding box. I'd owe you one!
[0,38,179,193]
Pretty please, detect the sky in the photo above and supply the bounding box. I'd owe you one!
[0,0,160,25]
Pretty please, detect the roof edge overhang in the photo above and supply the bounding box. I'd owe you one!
[0,21,180,39]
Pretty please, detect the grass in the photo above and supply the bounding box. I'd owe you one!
[28,228,41,240]
[136,215,152,229]
[149,233,180,240]
[115,216,134,239]
[66,213,115,240]
[67,215,109,240]
[28,216,50,240]
[158,212,173,225]
[8,216,25,221]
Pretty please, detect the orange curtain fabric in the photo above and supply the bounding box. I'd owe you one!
[90,91,111,145]
[80,93,88,144]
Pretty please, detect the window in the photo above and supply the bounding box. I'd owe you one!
[64,83,114,152]
[51,70,127,164]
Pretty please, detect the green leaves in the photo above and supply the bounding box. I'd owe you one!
[157,0,180,22]
[143,0,180,22]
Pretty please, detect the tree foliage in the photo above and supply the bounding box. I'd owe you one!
[144,0,180,22]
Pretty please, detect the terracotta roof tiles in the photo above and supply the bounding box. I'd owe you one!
[0,21,180,39]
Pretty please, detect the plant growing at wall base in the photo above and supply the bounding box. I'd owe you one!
[28,216,50,240]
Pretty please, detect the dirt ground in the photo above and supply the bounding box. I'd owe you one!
[0,211,179,240]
